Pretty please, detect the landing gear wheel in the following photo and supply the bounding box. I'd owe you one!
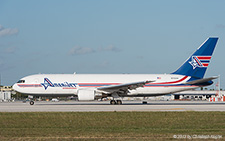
[30,101,34,105]
[116,100,122,105]
[142,101,147,104]
[110,100,116,105]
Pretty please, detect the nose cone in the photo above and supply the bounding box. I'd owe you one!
[12,83,19,92]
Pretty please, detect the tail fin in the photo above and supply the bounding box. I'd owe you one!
[172,37,218,79]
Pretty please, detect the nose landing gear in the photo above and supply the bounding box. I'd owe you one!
[30,100,34,105]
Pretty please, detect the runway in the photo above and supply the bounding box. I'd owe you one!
[0,100,225,112]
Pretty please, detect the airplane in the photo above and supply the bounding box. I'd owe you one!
[13,37,219,105]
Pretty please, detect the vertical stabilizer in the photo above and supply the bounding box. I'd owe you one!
[172,37,218,79]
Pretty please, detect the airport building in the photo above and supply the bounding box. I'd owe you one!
[0,86,13,102]
[1,84,225,102]
[126,90,225,101]
[173,90,218,100]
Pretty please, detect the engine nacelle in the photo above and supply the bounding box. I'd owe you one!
[77,89,95,101]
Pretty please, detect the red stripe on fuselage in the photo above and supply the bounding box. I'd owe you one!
[144,85,197,87]
[147,76,188,85]
[18,76,189,88]
[18,84,42,87]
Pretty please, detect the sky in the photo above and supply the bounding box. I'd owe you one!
[0,0,225,89]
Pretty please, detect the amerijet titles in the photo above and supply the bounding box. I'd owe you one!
[41,78,77,90]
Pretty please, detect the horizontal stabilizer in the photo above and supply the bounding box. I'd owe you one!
[184,76,218,85]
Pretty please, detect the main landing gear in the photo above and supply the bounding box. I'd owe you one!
[110,100,122,105]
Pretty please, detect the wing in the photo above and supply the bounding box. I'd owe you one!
[97,80,154,94]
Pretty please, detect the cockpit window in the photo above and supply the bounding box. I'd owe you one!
[17,80,25,83]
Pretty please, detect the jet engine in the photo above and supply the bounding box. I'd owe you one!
[77,89,95,101]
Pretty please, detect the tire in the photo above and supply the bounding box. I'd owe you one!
[116,100,122,105]
[142,101,147,104]
[110,100,116,105]
[30,101,34,105]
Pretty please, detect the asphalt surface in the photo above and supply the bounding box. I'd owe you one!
[0,100,225,112]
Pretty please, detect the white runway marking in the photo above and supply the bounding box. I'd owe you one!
[0,101,225,112]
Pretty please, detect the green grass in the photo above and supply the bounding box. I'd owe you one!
[0,112,224,140]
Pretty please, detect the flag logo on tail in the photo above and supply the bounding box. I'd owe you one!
[189,56,211,69]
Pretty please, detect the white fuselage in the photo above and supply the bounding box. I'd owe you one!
[12,38,218,101]
[13,73,198,97]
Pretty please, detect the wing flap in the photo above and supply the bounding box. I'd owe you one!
[97,80,154,93]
